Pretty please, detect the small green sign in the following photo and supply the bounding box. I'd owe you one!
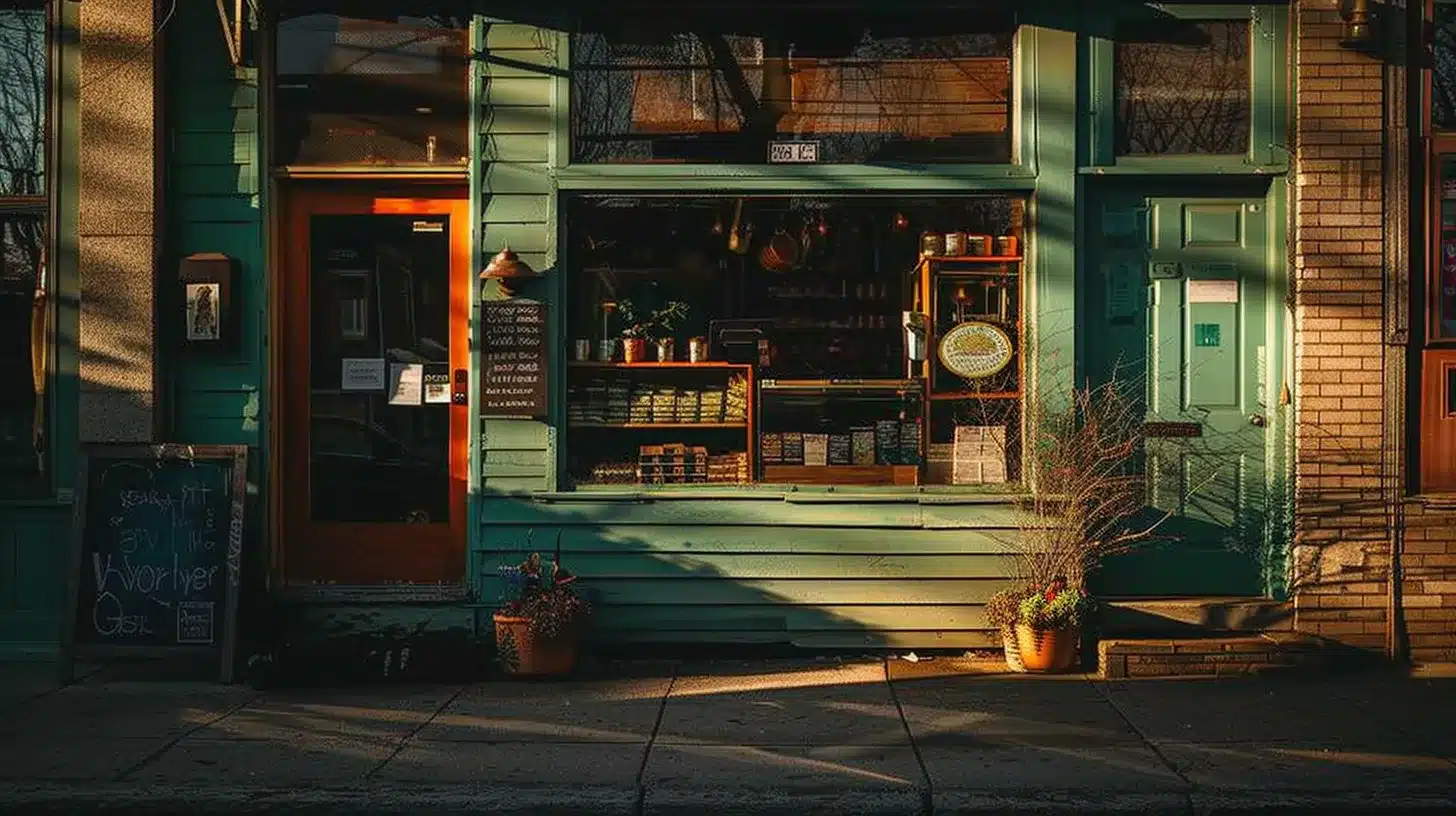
[1194,323,1221,347]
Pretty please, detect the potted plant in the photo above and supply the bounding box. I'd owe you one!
[985,583,1036,673]
[494,548,591,677]
[617,298,689,363]
[1014,578,1091,672]
[994,375,1189,673]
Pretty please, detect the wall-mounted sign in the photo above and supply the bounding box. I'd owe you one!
[938,321,1014,380]
[481,298,548,417]
[1144,422,1203,438]
[768,141,819,164]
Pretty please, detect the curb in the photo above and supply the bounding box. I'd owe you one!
[2,785,1456,815]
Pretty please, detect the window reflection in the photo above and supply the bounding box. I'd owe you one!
[274,13,469,166]
[0,4,44,195]
[1114,20,1251,156]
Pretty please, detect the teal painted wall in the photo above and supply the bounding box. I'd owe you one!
[163,1,264,448]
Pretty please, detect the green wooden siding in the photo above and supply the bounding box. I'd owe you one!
[476,498,1021,648]
[0,508,71,657]
[478,19,560,494]
[164,0,263,447]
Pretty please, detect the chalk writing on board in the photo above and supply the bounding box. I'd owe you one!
[80,458,230,646]
[481,299,547,416]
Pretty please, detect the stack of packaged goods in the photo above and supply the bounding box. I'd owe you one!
[725,374,749,422]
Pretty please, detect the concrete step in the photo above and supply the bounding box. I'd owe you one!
[1098,596,1294,637]
[1098,633,1334,679]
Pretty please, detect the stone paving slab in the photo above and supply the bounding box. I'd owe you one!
[642,743,924,816]
[0,681,255,739]
[1156,738,1456,792]
[209,683,457,740]
[0,736,168,781]
[659,661,905,746]
[377,741,647,787]
[418,677,668,743]
[895,676,1136,744]
[127,735,394,785]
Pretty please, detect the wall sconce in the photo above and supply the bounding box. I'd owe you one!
[480,246,540,297]
[1339,0,1376,51]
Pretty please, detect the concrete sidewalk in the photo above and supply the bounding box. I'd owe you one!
[0,659,1454,814]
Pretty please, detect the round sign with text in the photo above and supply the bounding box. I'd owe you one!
[938,321,1014,380]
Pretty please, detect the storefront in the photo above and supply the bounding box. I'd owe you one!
[0,0,1315,662]
[218,1,1293,655]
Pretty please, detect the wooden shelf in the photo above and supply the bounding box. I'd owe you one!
[760,465,920,486]
[930,391,1022,401]
[920,255,1024,264]
[568,361,750,370]
[569,421,747,429]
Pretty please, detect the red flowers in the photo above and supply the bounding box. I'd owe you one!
[1044,576,1067,603]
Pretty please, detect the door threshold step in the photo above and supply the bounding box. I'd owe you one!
[1098,596,1293,636]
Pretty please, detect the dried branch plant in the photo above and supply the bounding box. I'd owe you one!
[1009,374,1203,591]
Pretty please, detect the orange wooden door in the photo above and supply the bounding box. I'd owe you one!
[280,187,470,585]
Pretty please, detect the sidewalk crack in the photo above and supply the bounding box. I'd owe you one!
[885,659,933,816]
[113,691,262,782]
[635,664,677,816]
[365,682,469,782]
[1090,678,1195,794]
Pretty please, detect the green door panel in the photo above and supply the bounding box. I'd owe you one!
[1090,191,1275,598]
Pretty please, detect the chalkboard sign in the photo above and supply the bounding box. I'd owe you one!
[59,445,247,683]
[481,298,548,417]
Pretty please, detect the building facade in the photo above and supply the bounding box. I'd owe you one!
[0,0,1449,667]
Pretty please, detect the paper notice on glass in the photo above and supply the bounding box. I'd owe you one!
[388,363,424,405]
[423,364,451,404]
[341,358,386,392]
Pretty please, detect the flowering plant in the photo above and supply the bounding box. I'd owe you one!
[1015,578,1091,632]
[498,551,591,640]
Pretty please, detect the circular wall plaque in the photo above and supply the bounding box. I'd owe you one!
[938,321,1014,380]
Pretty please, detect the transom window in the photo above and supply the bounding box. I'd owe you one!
[570,14,1017,164]
[1113,20,1252,156]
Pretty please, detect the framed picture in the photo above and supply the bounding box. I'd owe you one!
[185,283,220,342]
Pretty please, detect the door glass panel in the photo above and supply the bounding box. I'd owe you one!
[1114,20,1251,156]
[1438,157,1456,338]
[308,215,451,523]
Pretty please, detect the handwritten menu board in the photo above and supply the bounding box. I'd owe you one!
[60,445,247,683]
[482,298,548,417]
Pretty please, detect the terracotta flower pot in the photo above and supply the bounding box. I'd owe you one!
[1000,626,1027,673]
[1015,623,1078,673]
[493,613,578,677]
[622,337,647,364]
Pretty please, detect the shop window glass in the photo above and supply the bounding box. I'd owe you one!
[570,16,1015,164]
[1436,1,1456,131]
[1114,20,1251,156]
[273,13,470,167]
[564,195,1027,489]
[1438,157,1456,339]
[0,1,47,483]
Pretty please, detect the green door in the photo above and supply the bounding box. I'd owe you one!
[1088,191,1278,598]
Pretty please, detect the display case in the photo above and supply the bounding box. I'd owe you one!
[565,362,753,486]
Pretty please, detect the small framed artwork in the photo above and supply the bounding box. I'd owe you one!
[186,283,221,342]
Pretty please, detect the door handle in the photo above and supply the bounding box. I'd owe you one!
[1249,413,1267,428]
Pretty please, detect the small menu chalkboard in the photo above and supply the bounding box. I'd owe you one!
[59,445,247,684]
[482,298,548,417]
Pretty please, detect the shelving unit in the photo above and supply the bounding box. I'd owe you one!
[566,361,755,486]
[916,254,1025,486]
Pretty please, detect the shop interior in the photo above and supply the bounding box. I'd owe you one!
[564,195,1028,489]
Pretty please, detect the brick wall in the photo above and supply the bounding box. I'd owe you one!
[1289,0,1392,652]
[1400,502,1456,662]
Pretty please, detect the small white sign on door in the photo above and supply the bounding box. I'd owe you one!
[1188,279,1239,304]
[341,358,387,391]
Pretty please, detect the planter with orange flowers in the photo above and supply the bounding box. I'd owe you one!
[495,551,591,678]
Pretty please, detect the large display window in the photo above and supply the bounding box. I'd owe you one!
[562,195,1027,490]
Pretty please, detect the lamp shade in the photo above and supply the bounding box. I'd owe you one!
[480,246,540,280]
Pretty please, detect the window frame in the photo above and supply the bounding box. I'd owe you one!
[1422,1,1456,494]
[1084,3,1288,173]
[0,0,55,496]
